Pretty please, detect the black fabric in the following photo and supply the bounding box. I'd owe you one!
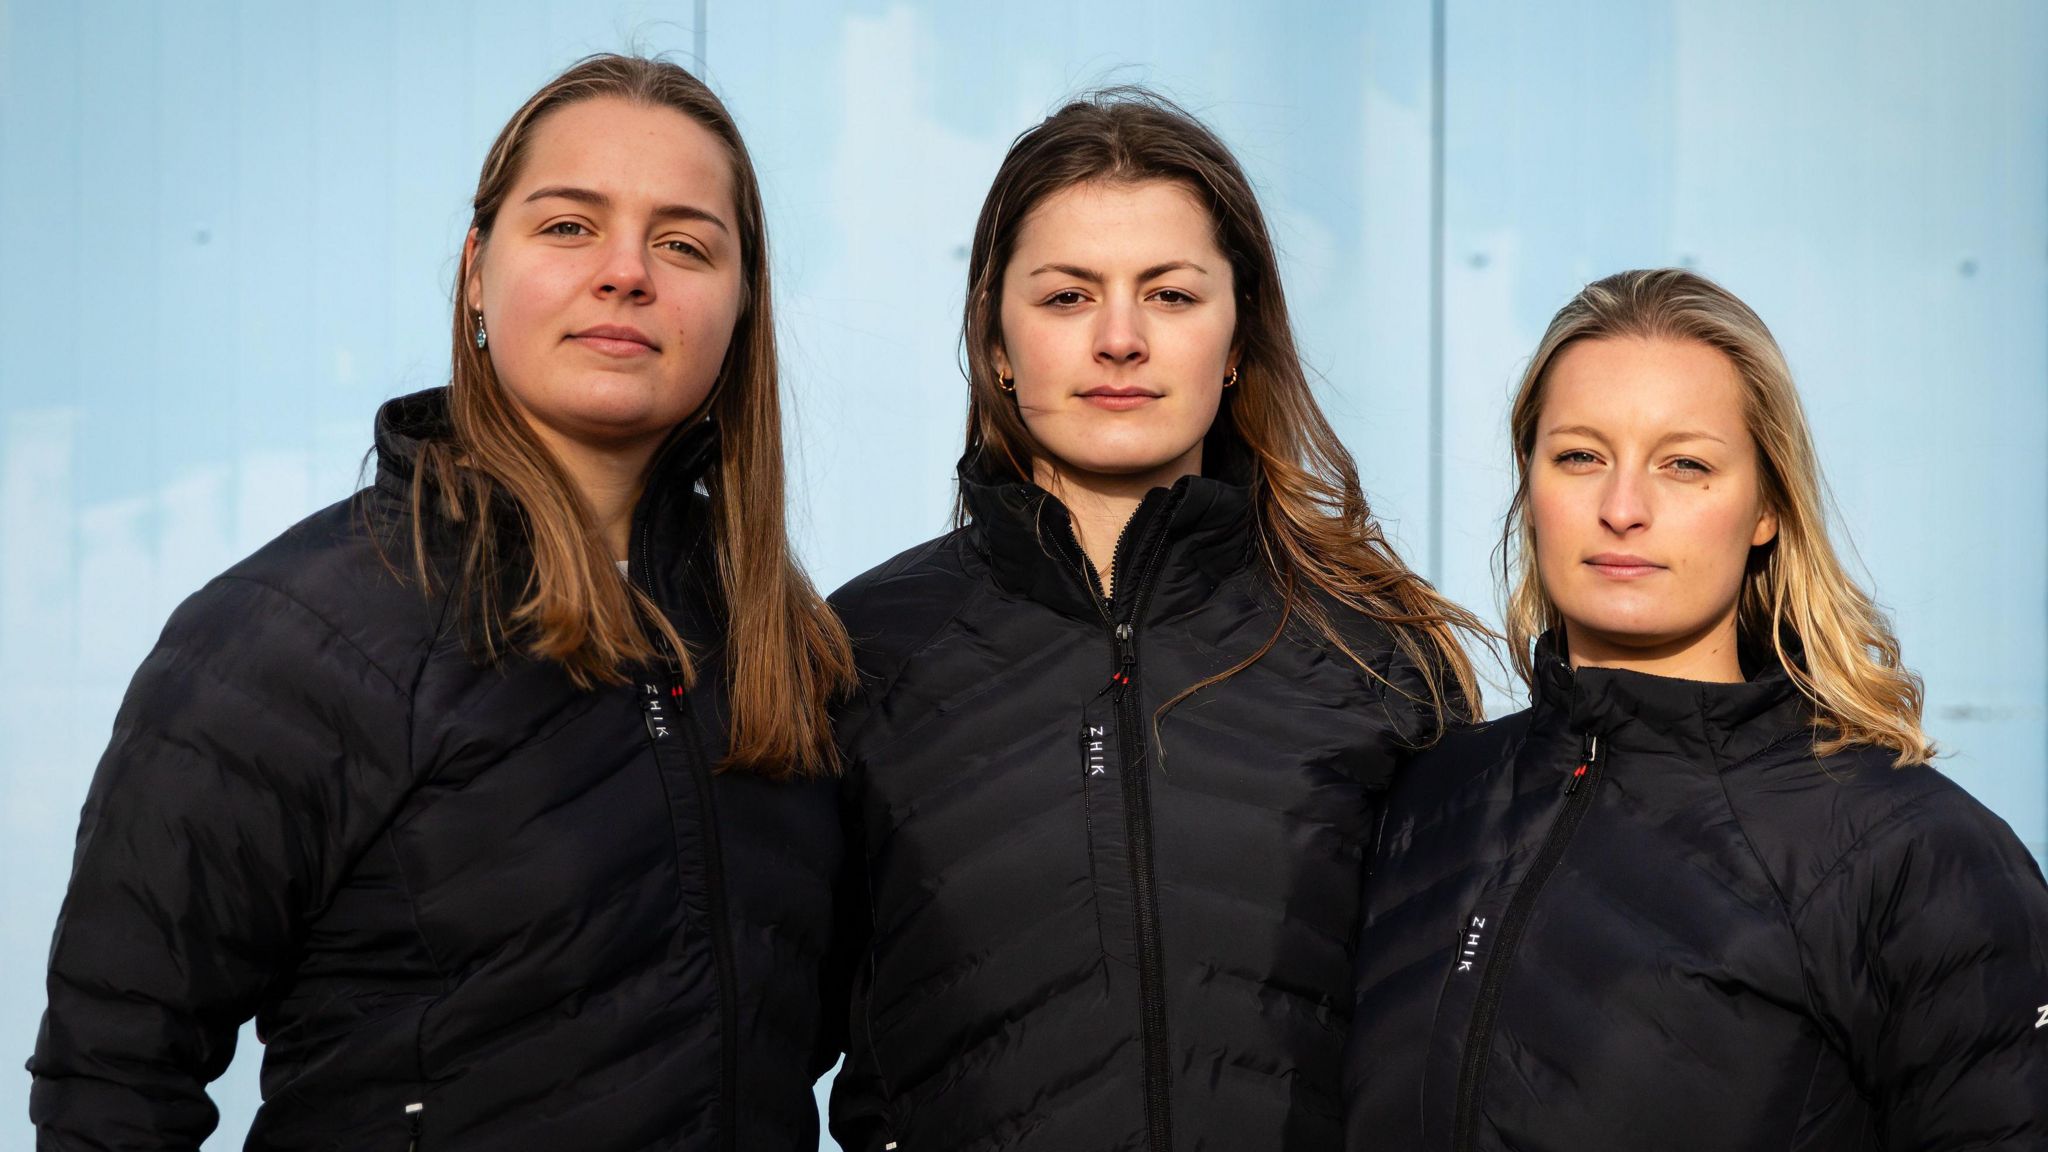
[828,461,1446,1151]
[30,388,839,1152]
[1346,635,2048,1151]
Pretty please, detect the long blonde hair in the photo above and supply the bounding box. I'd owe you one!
[407,54,853,778]
[1501,268,1931,765]
[960,89,1484,727]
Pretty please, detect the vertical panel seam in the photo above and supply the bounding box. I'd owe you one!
[1427,0,1446,584]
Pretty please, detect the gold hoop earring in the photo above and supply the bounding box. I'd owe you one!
[997,371,1015,393]
[1224,365,1239,388]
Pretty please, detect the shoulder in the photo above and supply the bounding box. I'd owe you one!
[178,489,445,692]
[1294,584,1469,744]
[1733,744,2041,917]
[1393,707,1534,806]
[829,529,983,666]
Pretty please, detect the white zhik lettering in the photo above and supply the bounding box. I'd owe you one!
[2035,1003,2047,1030]
[1457,915,1487,973]
[1085,725,1108,776]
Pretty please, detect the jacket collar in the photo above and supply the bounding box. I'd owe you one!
[958,454,1253,624]
[372,387,721,609]
[1529,631,1817,769]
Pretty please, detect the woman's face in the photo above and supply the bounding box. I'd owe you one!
[1529,336,1778,675]
[465,97,744,457]
[994,179,1237,490]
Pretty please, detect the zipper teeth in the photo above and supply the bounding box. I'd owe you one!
[685,716,741,1152]
[1449,735,1604,1151]
[1052,485,1184,1152]
[1113,490,1184,1152]
[640,517,738,1152]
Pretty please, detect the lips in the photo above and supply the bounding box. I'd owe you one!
[1584,553,1665,578]
[1077,386,1161,411]
[568,324,660,356]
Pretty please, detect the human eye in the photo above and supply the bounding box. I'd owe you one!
[1042,289,1089,308]
[542,219,590,237]
[1150,288,1198,306]
[1552,449,1600,469]
[1668,456,1713,478]
[658,237,707,260]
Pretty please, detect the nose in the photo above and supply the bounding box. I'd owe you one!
[593,235,654,301]
[1597,468,1652,537]
[1093,297,1147,366]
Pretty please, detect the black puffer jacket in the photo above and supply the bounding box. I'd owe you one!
[1346,637,2048,1151]
[30,389,840,1152]
[828,465,1443,1152]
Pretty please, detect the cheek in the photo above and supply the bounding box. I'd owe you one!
[481,250,580,332]
[1001,311,1077,389]
[1526,476,1582,574]
[664,275,744,352]
[1673,496,1763,584]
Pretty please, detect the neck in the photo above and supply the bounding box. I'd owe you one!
[1563,609,1746,683]
[532,427,664,560]
[1036,448,1200,598]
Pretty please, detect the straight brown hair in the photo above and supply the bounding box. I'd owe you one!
[960,88,1484,727]
[408,53,852,778]
[1501,269,1932,766]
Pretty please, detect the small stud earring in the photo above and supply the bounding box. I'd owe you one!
[474,313,488,350]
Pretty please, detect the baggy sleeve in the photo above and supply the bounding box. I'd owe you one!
[28,576,414,1151]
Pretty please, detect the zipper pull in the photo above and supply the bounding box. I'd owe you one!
[1111,622,1136,686]
[1564,733,1601,795]
[405,1102,424,1151]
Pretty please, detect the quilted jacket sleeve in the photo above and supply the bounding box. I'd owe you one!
[1797,786,2048,1150]
[29,576,414,1151]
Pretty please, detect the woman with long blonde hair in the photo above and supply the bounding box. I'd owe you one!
[828,89,1482,1151]
[31,55,851,1151]
[1346,268,2048,1150]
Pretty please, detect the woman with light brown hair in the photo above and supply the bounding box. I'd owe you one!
[1346,268,2048,1151]
[31,54,851,1151]
[827,88,1483,1151]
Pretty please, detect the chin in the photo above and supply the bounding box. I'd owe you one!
[1565,612,1721,654]
[551,377,707,434]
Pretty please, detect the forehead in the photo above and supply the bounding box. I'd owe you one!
[1011,179,1223,262]
[512,96,735,213]
[1541,337,1750,436]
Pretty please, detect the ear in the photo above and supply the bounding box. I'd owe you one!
[461,227,485,314]
[1751,505,1780,548]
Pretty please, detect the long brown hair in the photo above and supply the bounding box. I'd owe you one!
[1501,268,1932,765]
[960,88,1483,726]
[409,53,852,778]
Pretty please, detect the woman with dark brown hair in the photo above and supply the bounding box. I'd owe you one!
[828,88,1482,1151]
[30,55,851,1151]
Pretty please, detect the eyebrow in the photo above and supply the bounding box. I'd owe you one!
[1027,260,1210,282]
[1545,423,1728,447]
[522,185,730,233]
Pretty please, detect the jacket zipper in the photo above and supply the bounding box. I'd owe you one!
[1449,732,1603,1151]
[1058,491,1182,1152]
[638,523,741,1152]
[404,1101,423,1151]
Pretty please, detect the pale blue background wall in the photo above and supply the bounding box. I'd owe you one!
[3,2,2042,1147]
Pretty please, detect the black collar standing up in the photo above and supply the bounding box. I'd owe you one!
[370,387,723,618]
[1527,632,1818,770]
[956,459,1255,627]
